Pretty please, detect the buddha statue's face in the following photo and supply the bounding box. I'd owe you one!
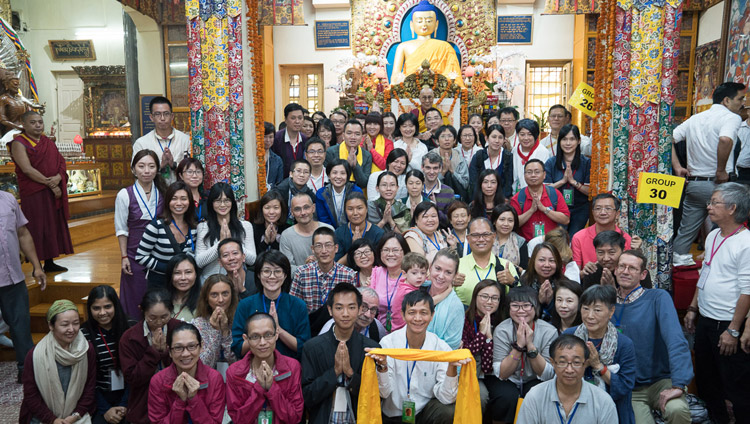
[411,11,438,37]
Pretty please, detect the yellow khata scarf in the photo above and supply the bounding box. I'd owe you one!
[339,142,363,181]
[371,134,387,173]
[357,348,481,424]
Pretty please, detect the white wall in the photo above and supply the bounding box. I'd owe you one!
[9,0,164,125]
[271,0,574,122]
[697,1,724,46]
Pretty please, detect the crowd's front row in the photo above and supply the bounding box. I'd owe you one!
[19,237,703,424]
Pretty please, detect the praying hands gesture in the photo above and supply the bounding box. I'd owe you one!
[478,313,492,339]
[585,341,603,371]
[363,135,374,152]
[378,201,395,228]
[516,320,535,349]
[162,147,174,169]
[152,328,167,352]
[441,153,453,174]
[563,166,575,185]
[268,301,280,330]
[334,341,354,378]
[172,372,200,401]
[219,218,232,241]
[209,306,229,336]
[255,360,274,390]
[350,222,366,241]
[347,146,358,169]
[264,223,278,244]
[538,280,553,305]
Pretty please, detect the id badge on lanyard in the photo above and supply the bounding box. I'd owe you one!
[563,188,573,206]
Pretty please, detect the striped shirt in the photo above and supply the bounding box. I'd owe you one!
[135,218,196,274]
[423,180,455,214]
[81,326,120,391]
[290,262,358,312]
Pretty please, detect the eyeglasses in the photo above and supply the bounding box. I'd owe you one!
[360,305,379,315]
[247,332,276,342]
[313,242,336,251]
[553,360,585,370]
[616,264,641,273]
[307,149,325,155]
[499,119,516,124]
[524,170,544,175]
[509,303,534,311]
[260,269,285,278]
[478,293,501,303]
[152,112,172,118]
[706,200,727,207]
[353,249,373,258]
[469,232,494,240]
[183,170,203,176]
[331,119,346,125]
[171,343,200,353]
[593,206,616,213]
[381,248,403,254]
[213,198,232,205]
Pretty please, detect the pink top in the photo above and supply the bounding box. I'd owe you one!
[571,224,632,267]
[390,282,421,331]
[369,266,406,331]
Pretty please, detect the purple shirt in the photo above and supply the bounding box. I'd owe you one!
[0,190,29,287]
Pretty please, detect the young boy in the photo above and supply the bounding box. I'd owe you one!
[390,253,429,332]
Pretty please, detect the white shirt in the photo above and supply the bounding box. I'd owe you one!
[506,132,520,150]
[114,182,159,237]
[377,328,459,418]
[698,228,750,321]
[454,145,482,166]
[332,187,346,219]
[307,169,328,193]
[735,120,750,169]
[673,104,742,176]
[132,129,191,164]
[564,261,581,283]
[284,128,302,150]
[512,144,551,191]
[394,139,428,171]
[194,220,257,283]
[540,134,557,156]
[367,171,407,202]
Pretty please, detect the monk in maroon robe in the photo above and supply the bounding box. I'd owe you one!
[8,111,72,272]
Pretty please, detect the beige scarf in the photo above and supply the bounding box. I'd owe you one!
[33,331,92,422]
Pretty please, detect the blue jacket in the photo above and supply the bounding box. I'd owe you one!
[315,183,362,228]
[564,327,636,424]
[611,289,694,387]
[266,150,284,190]
[333,222,385,262]
[231,292,311,360]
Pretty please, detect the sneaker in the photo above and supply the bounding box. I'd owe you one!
[673,253,696,267]
[0,334,13,348]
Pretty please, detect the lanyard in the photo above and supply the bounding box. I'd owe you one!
[424,232,442,252]
[706,226,743,266]
[173,303,188,318]
[461,147,474,163]
[475,263,494,282]
[155,133,172,153]
[385,272,403,313]
[318,266,339,305]
[134,183,157,220]
[424,181,439,197]
[555,402,580,424]
[171,220,194,252]
[310,173,323,192]
[405,338,420,397]
[196,203,202,221]
[364,325,369,338]
[262,293,281,313]
[349,222,369,240]
[97,327,117,367]
[453,229,470,255]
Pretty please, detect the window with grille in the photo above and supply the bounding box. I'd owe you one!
[280,65,324,113]
[525,62,571,130]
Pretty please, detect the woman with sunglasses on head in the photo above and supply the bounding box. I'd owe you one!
[195,182,256,283]
[462,280,506,415]
[80,285,133,424]
[148,322,226,423]
[192,274,238,370]
[136,181,197,289]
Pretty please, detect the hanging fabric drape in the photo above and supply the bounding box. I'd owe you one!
[357,348,481,424]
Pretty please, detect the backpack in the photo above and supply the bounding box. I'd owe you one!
[517,185,559,214]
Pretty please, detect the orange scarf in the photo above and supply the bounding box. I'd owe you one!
[357,348,481,424]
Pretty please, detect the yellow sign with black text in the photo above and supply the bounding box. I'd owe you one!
[568,82,596,118]
[636,172,685,208]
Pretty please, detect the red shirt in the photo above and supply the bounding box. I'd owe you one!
[511,186,570,241]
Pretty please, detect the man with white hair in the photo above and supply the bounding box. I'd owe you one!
[319,286,387,342]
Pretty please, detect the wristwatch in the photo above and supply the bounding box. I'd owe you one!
[545,206,553,214]
[526,348,539,359]
[727,328,741,338]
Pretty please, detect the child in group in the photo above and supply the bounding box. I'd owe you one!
[389,253,430,332]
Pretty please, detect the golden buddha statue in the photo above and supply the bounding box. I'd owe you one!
[391,0,464,87]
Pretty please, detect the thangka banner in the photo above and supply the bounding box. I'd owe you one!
[260,0,305,26]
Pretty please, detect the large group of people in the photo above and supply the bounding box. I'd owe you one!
[4,84,750,424]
